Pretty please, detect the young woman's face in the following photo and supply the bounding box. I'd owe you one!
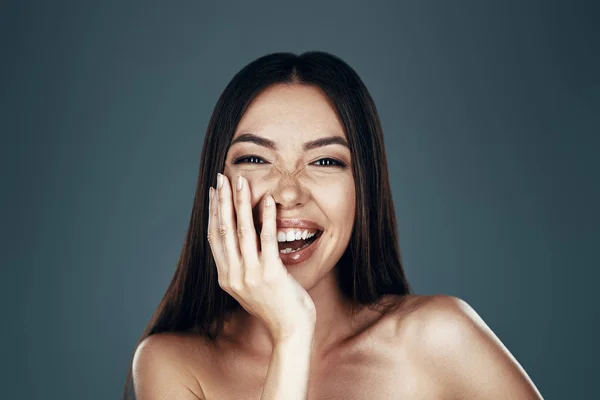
[223,83,355,280]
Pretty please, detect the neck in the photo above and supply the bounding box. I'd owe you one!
[221,268,365,361]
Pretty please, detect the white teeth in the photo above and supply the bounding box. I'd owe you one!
[277,231,287,242]
[276,229,319,242]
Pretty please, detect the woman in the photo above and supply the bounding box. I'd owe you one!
[123,51,543,399]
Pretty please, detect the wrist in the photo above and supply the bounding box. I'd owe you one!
[274,327,315,348]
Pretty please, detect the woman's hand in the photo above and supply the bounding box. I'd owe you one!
[207,173,316,343]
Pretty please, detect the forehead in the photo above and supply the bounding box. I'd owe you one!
[233,84,346,141]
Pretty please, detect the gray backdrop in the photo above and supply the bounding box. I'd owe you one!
[2,0,598,399]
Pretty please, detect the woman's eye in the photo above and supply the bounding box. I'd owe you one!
[234,156,265,164]
[313,158,346,168]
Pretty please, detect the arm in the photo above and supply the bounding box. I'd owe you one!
[415,295,544,400]
[261,332,315,400]
[132,334,205,400]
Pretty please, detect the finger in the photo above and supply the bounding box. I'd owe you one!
[217,173,242,282]
[232,175,260,275]
[207,186,228,283]
[259,194,281,273]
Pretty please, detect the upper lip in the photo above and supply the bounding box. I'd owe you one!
[257,219,324,231]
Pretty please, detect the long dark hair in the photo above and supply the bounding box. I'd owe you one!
[122,51,412,399]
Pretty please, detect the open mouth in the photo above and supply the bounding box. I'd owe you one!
[254,219,324,265]
[277,230,323,254]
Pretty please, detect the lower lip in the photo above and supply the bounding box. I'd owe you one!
[278,232,323,265]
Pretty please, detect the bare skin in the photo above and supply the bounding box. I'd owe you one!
[221,83,359,362]
[137,293,543,399]
[133,84,543,399]
[188,294,443,400]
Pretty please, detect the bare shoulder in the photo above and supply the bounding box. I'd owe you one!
[392,294,476,332]
[132,332,207,399]
[395,294,510,356]
[394,294,543,400]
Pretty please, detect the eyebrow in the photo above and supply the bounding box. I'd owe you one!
[229,133,350,151]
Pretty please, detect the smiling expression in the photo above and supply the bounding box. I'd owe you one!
[223,83,356,277]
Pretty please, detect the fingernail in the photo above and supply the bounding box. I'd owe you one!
[265,195,273,207]
[236,175,243,191]
[217,173,224,189]
[209,187,214,202]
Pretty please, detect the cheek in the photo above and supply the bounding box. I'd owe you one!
[222,167,267,206]
[316,179,356,223]
[243,173,273,208]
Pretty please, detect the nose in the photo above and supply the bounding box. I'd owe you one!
[269,165,310,210]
